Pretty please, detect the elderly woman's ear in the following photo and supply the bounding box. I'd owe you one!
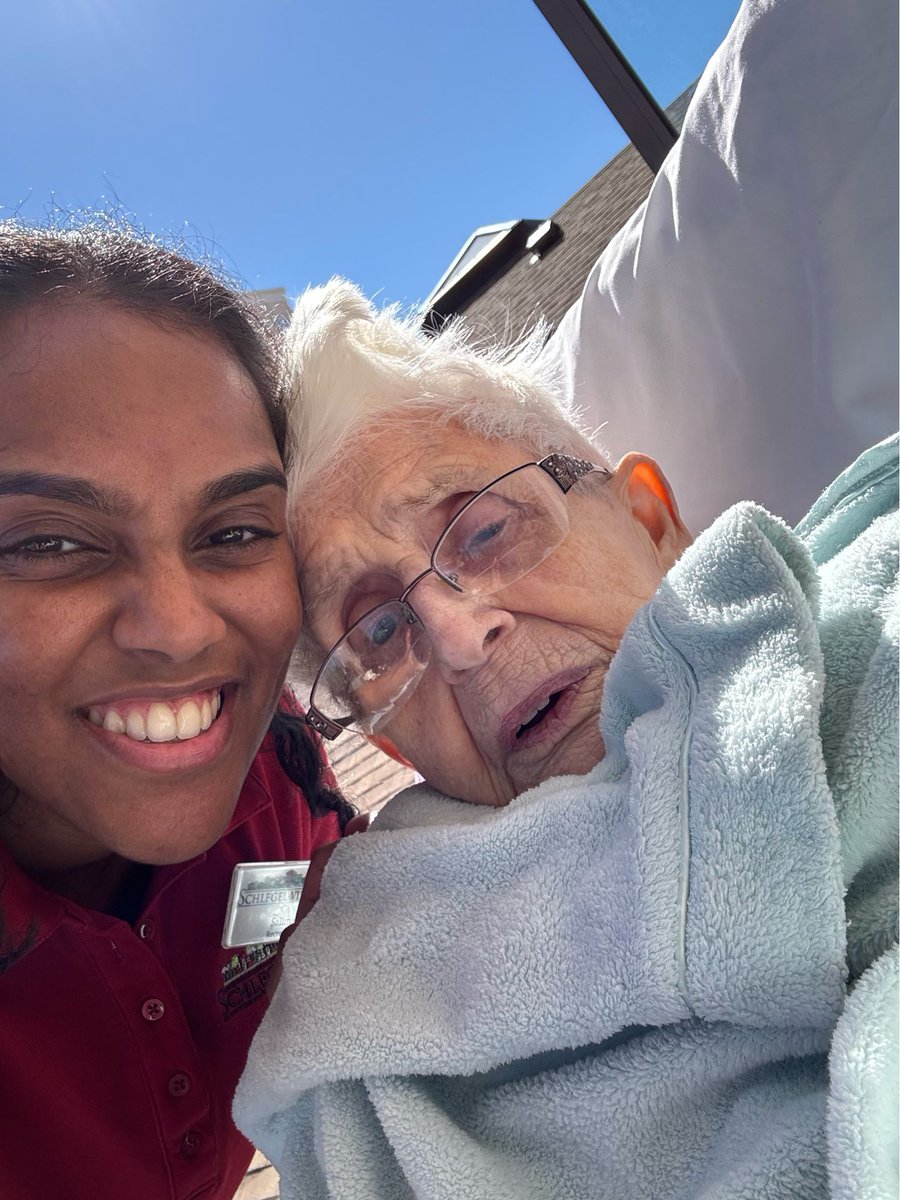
[611,453,693,567]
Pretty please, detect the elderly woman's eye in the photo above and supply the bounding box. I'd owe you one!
[468,519,506,549]
[451,502,517,563]
[369,612,399,647]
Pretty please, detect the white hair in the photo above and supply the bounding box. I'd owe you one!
[284,277,609,515]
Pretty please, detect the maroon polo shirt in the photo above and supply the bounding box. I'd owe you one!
[0,734,340,1199]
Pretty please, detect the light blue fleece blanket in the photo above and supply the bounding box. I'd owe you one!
[234,437,898,1199]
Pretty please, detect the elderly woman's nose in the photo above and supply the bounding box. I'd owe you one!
[414,585,515,676]
[111,556,228,662]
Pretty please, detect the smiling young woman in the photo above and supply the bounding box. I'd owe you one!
[0,222,351,1200]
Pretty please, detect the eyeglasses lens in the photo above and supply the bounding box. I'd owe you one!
[434,463,570,594]
[312,600,431,733]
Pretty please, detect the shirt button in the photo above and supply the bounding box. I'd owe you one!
[181,1130,203,1157]
[141,998,166,1022]
[138,920,156,940]
[168,1072,192,1097]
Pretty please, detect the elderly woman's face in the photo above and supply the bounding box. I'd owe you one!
[298,419,690,805]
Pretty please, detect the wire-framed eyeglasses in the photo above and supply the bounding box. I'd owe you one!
[305,452,610,741]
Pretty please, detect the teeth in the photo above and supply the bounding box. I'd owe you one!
[176,701,202,740]
[146,703,177,743]
[103,709,126,734]
[90,690,222,744]
[125,710,148,741]
[522,698,551,725]
[516,695,553,738]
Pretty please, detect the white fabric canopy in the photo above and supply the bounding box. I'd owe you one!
[543,0,897,532]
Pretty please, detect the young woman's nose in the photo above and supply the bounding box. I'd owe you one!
[111,556,228,662]
[411,580,515,681]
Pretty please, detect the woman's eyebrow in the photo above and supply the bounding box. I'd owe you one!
[0,470,133,516]
[386,469,479,521]
[0,464,287,515]
[200,464,287,506]
[303,575,343,621]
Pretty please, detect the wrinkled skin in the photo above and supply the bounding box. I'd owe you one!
[297,418,692,806]
[0,302,301,906]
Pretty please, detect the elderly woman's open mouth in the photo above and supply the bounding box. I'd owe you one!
[500,666,591,752]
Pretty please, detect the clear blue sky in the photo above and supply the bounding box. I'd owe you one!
[3,0,739,309]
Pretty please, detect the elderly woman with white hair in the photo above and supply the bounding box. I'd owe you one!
[233,273,898,1200]
[286,280,692,803]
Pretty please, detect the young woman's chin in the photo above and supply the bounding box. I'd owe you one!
[97,773,246,866]
[124,813,236,866]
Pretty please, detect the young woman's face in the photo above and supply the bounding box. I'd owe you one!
[0,302,301,872]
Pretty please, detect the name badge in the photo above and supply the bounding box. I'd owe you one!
[221,860,311,949]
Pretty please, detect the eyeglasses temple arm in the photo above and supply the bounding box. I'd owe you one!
[305,708,354,741]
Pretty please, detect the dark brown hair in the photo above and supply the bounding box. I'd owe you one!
[0,218,289,455]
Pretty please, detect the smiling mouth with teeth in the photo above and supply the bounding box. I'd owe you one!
[515,690,563,739]
[86,689,224,744]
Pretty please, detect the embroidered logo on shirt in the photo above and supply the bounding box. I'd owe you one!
[218,943,277,1020]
